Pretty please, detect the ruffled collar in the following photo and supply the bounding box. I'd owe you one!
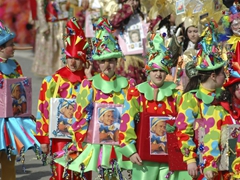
[0,58,17,76]
[56,66,85,83]
[90,73,128,94]
[191,84,221,104]
[137,81,176,101]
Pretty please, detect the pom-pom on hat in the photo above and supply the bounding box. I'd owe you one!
[64,17,87,62]
[0,21,15,46]
[145,33,173,74]
[224,41,240,88]
[90,17,123,61]
[195,20,225,71]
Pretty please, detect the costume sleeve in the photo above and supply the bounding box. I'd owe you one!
[35,75,58,144]
[119,86,141,158]
[176,92,199,163]
[202,106,231,173]
[111,4,134,29]
[68,79,93,151]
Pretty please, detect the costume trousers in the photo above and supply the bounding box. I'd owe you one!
[0,151,16,180]
[132,161,192,180]
[50,139,92,180]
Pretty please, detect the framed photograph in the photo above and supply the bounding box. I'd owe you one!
[49,98,77,139]
[150,117,168,155]
[85,103,123,145]
[136,113,175,162]
[118,14,147,55]
[175,0,185,15]
[0,78,32,118]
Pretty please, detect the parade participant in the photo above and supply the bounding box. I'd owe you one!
[118,32,191,180]
[0,21,40,180]
[218,41,240,123]
[176,20,233,180]
[35,17,92,180]
[55,17,135,179]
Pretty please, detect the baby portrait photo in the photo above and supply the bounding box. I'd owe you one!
[98,106,121,144]
[11,82,27,116]
[49,98,76,139]
[150,117,168,155]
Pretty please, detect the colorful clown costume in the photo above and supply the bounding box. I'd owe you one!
[35,17,92,180]
[118,33,192,180]
[55,74,135,174]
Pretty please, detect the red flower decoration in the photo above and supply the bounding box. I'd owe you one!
[127,87,139,101]
[176,131,190,147]
[75,132,84,150]
[75,106,82,120]
[39,81,48,101]
[203,155,214,168]
[119,133,125,147]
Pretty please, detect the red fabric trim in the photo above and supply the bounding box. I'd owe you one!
[34,135,50,144]
[56,66,86,83]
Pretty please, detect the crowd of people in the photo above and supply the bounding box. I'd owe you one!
[2,0,240,180]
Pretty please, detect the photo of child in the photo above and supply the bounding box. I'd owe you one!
[129,30,141,43]
[98,107,121,143]
[150,117,168,155]
[57,99,76,134]
[11,82,27,116]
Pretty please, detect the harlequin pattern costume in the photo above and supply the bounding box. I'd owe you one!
[0,22,40,180]
[35,18,91,180]
[55,17,134,178]
[176,21,233,179]
[118,33,191,180]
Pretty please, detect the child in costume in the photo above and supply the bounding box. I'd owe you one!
[99,107,120,143]
[176,21,233,180]
[218,41,240,123]
[0,22,40,180]
[11,82,27,116]
[35,17,92,180]
[119,33,191,180]
[55,17,135,179]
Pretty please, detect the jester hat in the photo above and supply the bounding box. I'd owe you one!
[65,17,87,62]
[195,20,225,71]
[0,21,15,46]
[90,17,122,61]
[145,33,173,74]
[224,41,240,88]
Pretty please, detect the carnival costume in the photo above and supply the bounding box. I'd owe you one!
[176,21,233,180]
[0,22,40,180]
[55,17,134,179]
[35,18,92,180]
[118,32,191,180]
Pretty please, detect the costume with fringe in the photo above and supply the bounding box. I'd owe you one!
[55,74,135,178]
[0,58,40,164]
